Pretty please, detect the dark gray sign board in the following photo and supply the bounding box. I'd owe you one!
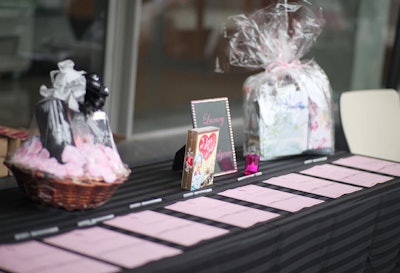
[191,97,238,176]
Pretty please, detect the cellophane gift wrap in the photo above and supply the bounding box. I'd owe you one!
[222,1,334,160]
[6,60,130,209]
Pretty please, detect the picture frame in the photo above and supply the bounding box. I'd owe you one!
[191,97,238,176]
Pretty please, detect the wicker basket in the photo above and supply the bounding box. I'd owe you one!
[4,161,130,211]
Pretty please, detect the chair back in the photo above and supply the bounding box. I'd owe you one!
[340,89,400,162]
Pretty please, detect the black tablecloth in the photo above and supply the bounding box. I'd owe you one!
[0,151,399,273]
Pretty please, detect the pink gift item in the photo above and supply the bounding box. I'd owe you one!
[245,154,260,175]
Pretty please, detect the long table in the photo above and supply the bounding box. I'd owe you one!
[0,151,399,273]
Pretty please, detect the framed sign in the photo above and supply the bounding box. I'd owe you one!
[191,97,238,176]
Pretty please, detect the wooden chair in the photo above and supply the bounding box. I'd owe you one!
[339,89,400,162]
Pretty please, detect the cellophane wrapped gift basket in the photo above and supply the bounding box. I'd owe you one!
[221,1,334,160]
[5,60,130,210]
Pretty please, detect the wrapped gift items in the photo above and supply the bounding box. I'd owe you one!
[35,99,75,162]
[182,126,220,191]
[255,74,309,158]
[87,111,115,148]
[9,60,129,183]
[5,60,130,210]
[11,136,128,182]
[82,73,116,149]
[35,59,85,162]
[306,68,334,151]
[222,1,334,160]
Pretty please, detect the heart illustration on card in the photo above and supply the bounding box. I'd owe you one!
[199,133,217,160]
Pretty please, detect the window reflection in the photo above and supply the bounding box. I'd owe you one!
[126,0,398,163]
[134,0,398,135]
[0,0,107,128]
[0,0,398,164]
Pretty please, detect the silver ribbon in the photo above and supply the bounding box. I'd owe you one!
[40,60,86,112]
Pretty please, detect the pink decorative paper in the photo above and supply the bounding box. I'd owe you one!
[301,164,393,187]
[219,184,323,212]
[264,173,362,198]
[0,240,119,273]
[105,210,229,247]
[44,227,182,269]
[165,196,279,228]
[333,155,400,177]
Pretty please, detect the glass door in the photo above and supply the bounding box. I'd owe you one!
[0,0,108,128]
[113,0,399,163]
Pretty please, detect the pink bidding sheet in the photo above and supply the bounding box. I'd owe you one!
[300,164,393,187]
[44,226,182,269]
[333,155,400,177]
[0,240,120,273]
[264,173,362,198]
[219,184,323,212]
[105,210,229,247]
[165,196,280,228]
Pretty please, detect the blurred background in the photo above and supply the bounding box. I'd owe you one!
[0,0,399,165]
